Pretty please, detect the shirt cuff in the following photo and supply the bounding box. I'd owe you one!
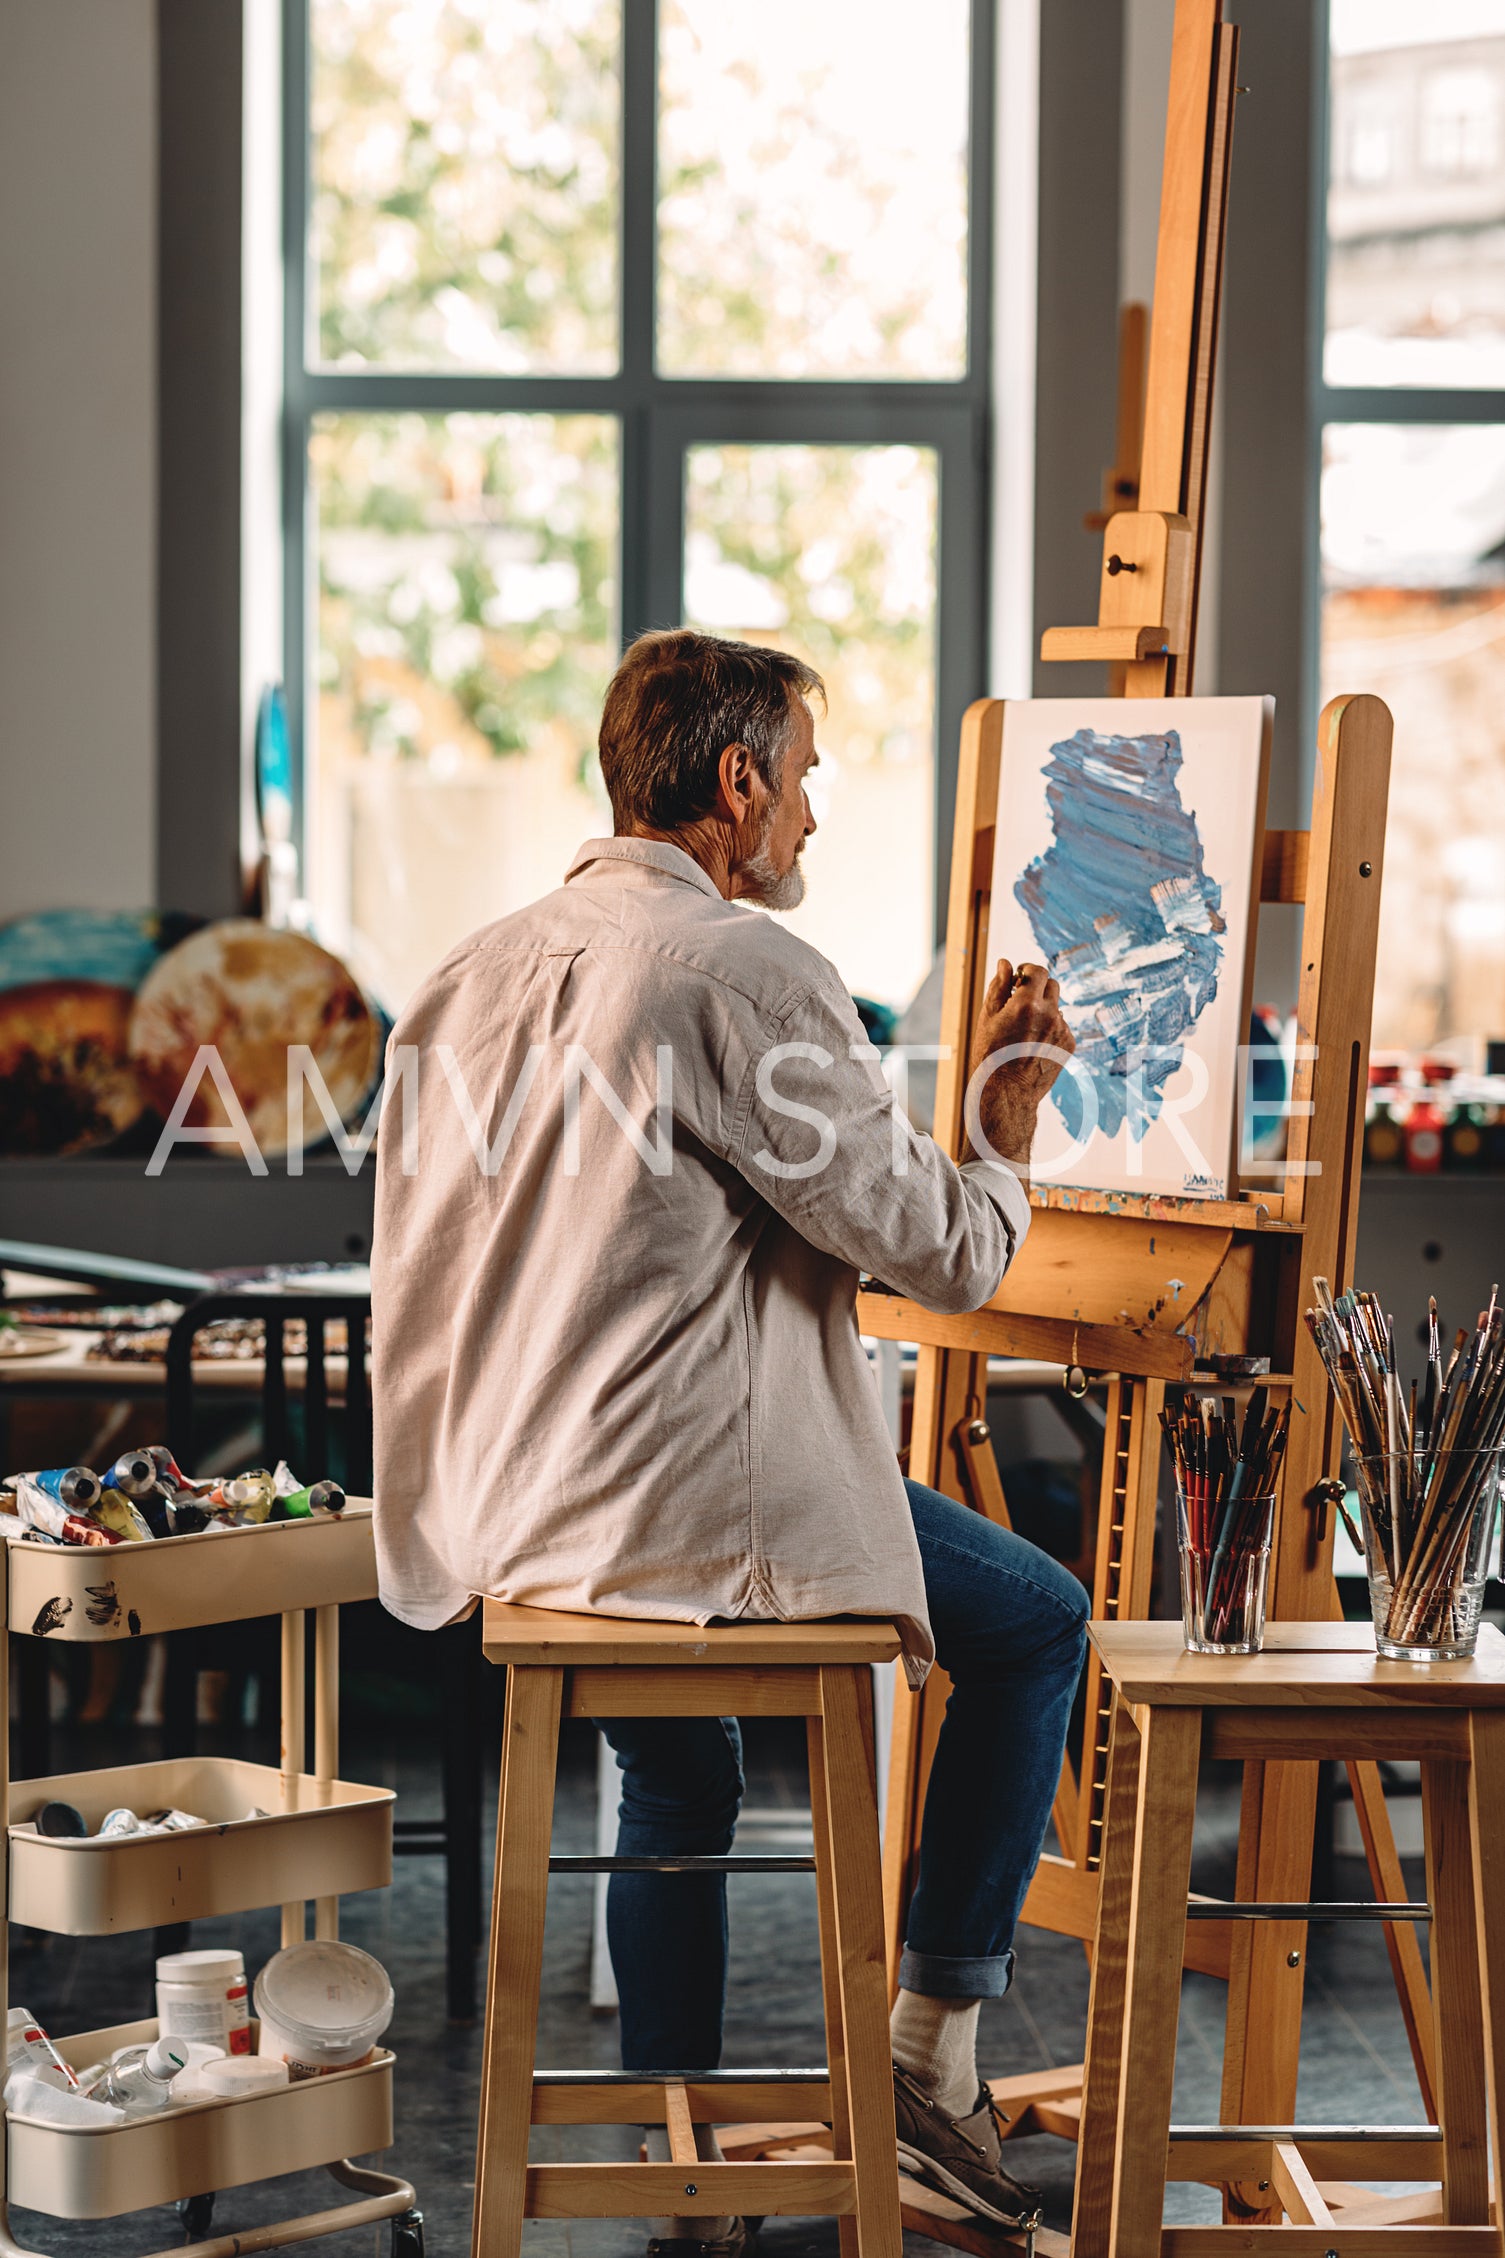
[959,1158,1033,1270]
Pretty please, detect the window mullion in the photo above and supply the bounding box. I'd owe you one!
[284,0,313,865]
[619,0,659,646]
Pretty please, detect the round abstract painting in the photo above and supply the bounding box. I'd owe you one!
[129,922,382,1159]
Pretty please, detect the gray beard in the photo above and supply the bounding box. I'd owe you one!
[740,842,807,911]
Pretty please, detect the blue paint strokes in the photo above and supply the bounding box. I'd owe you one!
[1014,726,1224,1143]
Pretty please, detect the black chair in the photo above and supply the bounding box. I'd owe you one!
[163,1290,486,2022]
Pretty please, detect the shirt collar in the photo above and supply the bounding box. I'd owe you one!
[565,836,726,904]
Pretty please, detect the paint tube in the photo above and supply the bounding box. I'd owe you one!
[168,1500,211,1535]
[203,1471,276,1522]
[97,1808,152,1838]
[93,1489,156,1543]
[12,1479,119,1547]
[142,1809,209,1832]
[28,1467,101,1511]
[147,1444,188,1490]
[105,1450,157,1498]
[147,1445,196,1495]
[272,1480,346,1520]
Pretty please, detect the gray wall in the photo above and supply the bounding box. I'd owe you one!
[0,0,157,918]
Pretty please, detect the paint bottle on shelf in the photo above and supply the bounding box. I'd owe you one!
[1404,1065,1450,1175]
[1445,1103,1489,1172]
[1364,1062,1403,1170]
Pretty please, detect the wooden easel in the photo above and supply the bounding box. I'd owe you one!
[859,0,1426,2240]
[725,6,1419,2246]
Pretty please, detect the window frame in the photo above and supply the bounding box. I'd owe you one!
[281,0,995,960]
[1316,8,1505,473]
[1313,3,1505,1053]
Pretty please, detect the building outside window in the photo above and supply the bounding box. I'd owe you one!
[1322,0,1505,1057]
[285,0,991,1016]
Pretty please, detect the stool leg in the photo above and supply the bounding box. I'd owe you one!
[814,1665,903,2258]
[1466,1710,1505,2236]
[807,1706,859,2258]
[471,1664,563,2258]
[1072,1692,1143,2256]
[1421,1756,1489,2222]
[1105,1703,1200,2258]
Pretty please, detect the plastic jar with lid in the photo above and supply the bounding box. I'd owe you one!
[253,1941,393,2080]
[156,1948,250,2054]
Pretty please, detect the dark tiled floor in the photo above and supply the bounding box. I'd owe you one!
[7,1697,1430,2256]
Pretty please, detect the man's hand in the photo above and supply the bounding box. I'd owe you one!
[968,959,1075,1172]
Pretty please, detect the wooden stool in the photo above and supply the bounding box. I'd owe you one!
[470,1602,906,2258]
[1074,1620,1505,2257]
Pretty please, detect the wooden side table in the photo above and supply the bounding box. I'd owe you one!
[1074,1620,1505,2256]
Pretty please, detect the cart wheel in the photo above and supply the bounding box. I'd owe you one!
[390,2207,426,2256]
[176,2192,215,2241]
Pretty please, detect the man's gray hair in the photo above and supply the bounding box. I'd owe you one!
[598,627,825,832]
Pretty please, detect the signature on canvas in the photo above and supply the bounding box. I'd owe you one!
[1013,726,1226,1145]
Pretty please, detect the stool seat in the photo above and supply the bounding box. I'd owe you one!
[481,1599,903,1668]
[471,1602,905,2258]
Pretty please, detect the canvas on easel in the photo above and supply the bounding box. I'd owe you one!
[985,695,1272,1201]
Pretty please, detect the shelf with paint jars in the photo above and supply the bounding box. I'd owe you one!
[0,1498,422,2256]
[1364,1057,1505,1176]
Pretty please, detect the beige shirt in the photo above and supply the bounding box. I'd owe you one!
[370,837,1031,1683]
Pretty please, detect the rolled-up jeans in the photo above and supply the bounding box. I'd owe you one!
[597,1478,1090,2071]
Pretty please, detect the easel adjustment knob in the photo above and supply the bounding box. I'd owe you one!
[1097,510,1193,649]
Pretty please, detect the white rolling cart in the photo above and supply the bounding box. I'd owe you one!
[0,1503,423,2257]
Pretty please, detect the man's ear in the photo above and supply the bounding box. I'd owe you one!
[714,740,758,824]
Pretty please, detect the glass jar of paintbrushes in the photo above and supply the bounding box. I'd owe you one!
[1162,1387,1290,1654]
[1307,1279,1505,1662]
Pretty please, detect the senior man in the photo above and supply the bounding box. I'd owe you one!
[372,628,1087,2250]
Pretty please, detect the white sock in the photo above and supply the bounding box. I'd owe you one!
[643,2120,734,2243]
[890,1989,982,2120]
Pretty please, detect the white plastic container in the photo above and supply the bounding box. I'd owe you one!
[156,2039,227,2103]
[253,1941,393,2080]
[155,1947,250,2055]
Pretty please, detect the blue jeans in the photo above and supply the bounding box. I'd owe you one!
[598,1480,1089,2072]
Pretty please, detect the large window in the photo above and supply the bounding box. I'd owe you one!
[286,0,992,1011]
[1323,0,1505,1054]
